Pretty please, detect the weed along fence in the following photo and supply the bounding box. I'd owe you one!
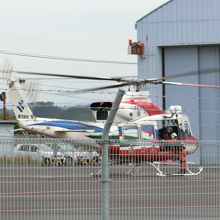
[0,137,219,220]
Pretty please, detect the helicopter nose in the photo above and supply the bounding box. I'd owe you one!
[185,141,198,154]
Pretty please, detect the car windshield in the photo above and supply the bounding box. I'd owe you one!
[40,144,53,152]
[49,144,63,151]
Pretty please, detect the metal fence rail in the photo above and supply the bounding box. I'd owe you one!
[0,138,219,220]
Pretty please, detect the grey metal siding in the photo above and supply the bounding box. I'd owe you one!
[198,46,220,140]
[136,0,220,140]
[164,47,200,137]
[137,0,220,46]
[164,46,220,140]
[136,0,220,78]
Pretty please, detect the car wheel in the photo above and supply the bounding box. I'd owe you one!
[44,158,50,166]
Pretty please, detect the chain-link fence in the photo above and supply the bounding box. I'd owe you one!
[0,138,219,220]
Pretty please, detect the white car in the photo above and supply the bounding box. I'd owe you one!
[76,150,100,166]
[60,144,78,166]
[50,144,100,166]
[14,144,65,166]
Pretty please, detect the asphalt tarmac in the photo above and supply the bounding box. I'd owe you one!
[0,164,219,220]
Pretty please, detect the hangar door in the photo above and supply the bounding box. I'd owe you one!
[163,46,220,140]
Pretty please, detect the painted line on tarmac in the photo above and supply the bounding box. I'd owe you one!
[1,205,220,212]
[0,183,219,196]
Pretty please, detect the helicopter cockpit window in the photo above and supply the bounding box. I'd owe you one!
[183,120,192,136]
[123,126,139,140]
[141,125,154,140]
[158,119,179,139]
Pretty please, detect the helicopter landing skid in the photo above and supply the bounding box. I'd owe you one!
[91,169,102,177]
[91,162,203,177]
[127,164,139,176]
[152,162,203,177]
[91,161,114,177]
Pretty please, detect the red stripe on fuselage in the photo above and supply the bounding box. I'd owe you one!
[123,101,164,116]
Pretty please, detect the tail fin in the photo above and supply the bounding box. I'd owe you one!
[7,73,35,121]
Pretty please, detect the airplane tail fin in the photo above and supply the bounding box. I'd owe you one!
[7,72,36,121]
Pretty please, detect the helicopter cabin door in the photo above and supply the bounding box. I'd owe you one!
[121,126,140,141]
[121,125,155,141]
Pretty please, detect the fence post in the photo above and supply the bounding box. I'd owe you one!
[101,89,125,220]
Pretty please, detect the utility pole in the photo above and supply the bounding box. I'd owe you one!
[0,92,7,120]
[101,89,125,220]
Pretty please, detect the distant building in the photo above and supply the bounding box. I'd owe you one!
[135,0,220,140]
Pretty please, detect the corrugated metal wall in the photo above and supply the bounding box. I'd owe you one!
[164,46,220,141]
[137,0,220,47]
[136,0,220,140]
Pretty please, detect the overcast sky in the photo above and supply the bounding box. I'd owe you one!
[0,0,169,106]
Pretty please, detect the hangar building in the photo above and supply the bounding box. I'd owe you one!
[135,0,220,140]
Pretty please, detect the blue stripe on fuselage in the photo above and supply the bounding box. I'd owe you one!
[29,120,104,132]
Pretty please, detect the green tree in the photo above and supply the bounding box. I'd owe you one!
[29,102,93,121]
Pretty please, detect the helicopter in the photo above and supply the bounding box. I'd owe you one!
[4,69,220,176]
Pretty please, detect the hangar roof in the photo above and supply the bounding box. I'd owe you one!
[136,0,172,25]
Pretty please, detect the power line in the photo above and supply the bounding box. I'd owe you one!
[0,50,137,65]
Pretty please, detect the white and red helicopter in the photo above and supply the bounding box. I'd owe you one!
[5,69,220,176]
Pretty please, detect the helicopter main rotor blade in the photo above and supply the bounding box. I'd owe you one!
[77,80,220,92]
[152,68,220,81]
[160,81,220,88]
[12,67,219,80]
[72,82,130,93]
[15,71,130,83]
[7,69,220,92]
[15,68,220,83]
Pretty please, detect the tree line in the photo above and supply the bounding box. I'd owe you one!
[0,102,93,121]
